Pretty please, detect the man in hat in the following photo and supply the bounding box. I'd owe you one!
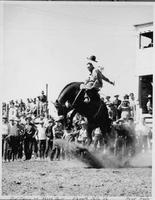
[23,116,38,160]
[113,95,122,121]
[50,119,64,160]
[118,94,131,121]
[2,116,10,161]
[9,101,17,120]
[129,93,136,120]
[9,118,18,136]
[93,127,104,150]
[105,96,112,106]
[77,120,87,145]
[81,55,114,103]
[104,96,113,119]
[16,117,25,159]
[45,119,55,159]
[5,118,19,161]
[37,119,47,159]
[38,91,47,115]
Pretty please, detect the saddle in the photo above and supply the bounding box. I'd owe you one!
[72,87,100,107]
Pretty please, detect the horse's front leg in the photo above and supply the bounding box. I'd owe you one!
[86,125,94,146]
[67,109,77,127]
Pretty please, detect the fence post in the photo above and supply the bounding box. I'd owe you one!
[46,83,49,117]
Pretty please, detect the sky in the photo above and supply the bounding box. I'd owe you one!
[1,2,154,103]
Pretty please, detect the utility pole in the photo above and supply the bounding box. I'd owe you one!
[46,83,49,117]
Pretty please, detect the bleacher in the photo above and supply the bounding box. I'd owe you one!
[142,113,153,130]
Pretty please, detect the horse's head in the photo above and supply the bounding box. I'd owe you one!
[54,100,68,117]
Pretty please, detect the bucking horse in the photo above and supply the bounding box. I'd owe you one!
[54,82,111,146]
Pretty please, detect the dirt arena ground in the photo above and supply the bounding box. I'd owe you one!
[2,151,152,198]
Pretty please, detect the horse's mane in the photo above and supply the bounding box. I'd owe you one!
[57,82,83,101]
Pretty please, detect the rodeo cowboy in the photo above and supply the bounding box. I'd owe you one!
[80,55,115,103]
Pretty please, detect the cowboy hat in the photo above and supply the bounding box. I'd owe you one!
[15,118,21,122]
[25,116,32,120]
[2,115,7,119]
[87,55,98,63]
[10,118,15,121]
[124,94,129,99]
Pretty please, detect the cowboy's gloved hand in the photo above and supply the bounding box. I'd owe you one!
[80,84,85,89]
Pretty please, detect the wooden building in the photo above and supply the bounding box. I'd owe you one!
[134,22,153,127]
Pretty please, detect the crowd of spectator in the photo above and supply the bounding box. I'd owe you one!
[2,90,47,121]
[2,92,152,162]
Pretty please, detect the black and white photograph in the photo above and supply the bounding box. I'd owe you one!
[1,1,154,199]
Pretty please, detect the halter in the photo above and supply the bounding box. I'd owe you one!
[54,100,67,117]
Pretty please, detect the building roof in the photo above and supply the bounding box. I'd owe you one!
[134,22,153,28]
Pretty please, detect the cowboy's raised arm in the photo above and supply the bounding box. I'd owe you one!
[101,73,114,85]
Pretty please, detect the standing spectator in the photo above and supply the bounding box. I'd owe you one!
[23,117,37,160]
[105,96,112,119]
[43,113,49,128]
[8,118,18,161]
[26,98,31,114]
[118,94,131,120]
[135,117,152,152]
[105,96,112,107]
[32,98,37,117]
[38,91,47,115]
[29,99,34,111]
[113,95,121,120]
[20,113,26,125]
[8,101,17,120]
[2,116,10,161]
[129,93,136,120]
[63,126,74,142]
[37,119,47,159]
[108,103,115,121]
[72,122,80,142]
[51,119,64,161]
[19,99,26,113]
[36,97,41,116]
[62,126,74,160]
[45,119,54,159]
[2,102,7,116]
[32,128,39,160]
[15,100,19,112]
[9,118,18,136]
[146,95,152,115]
[40,91,47,103]
[93,127,104,150]
[77,120,87,145]
[16,118,25,160]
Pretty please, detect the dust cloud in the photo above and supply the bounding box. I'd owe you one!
[55,138,152,169]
